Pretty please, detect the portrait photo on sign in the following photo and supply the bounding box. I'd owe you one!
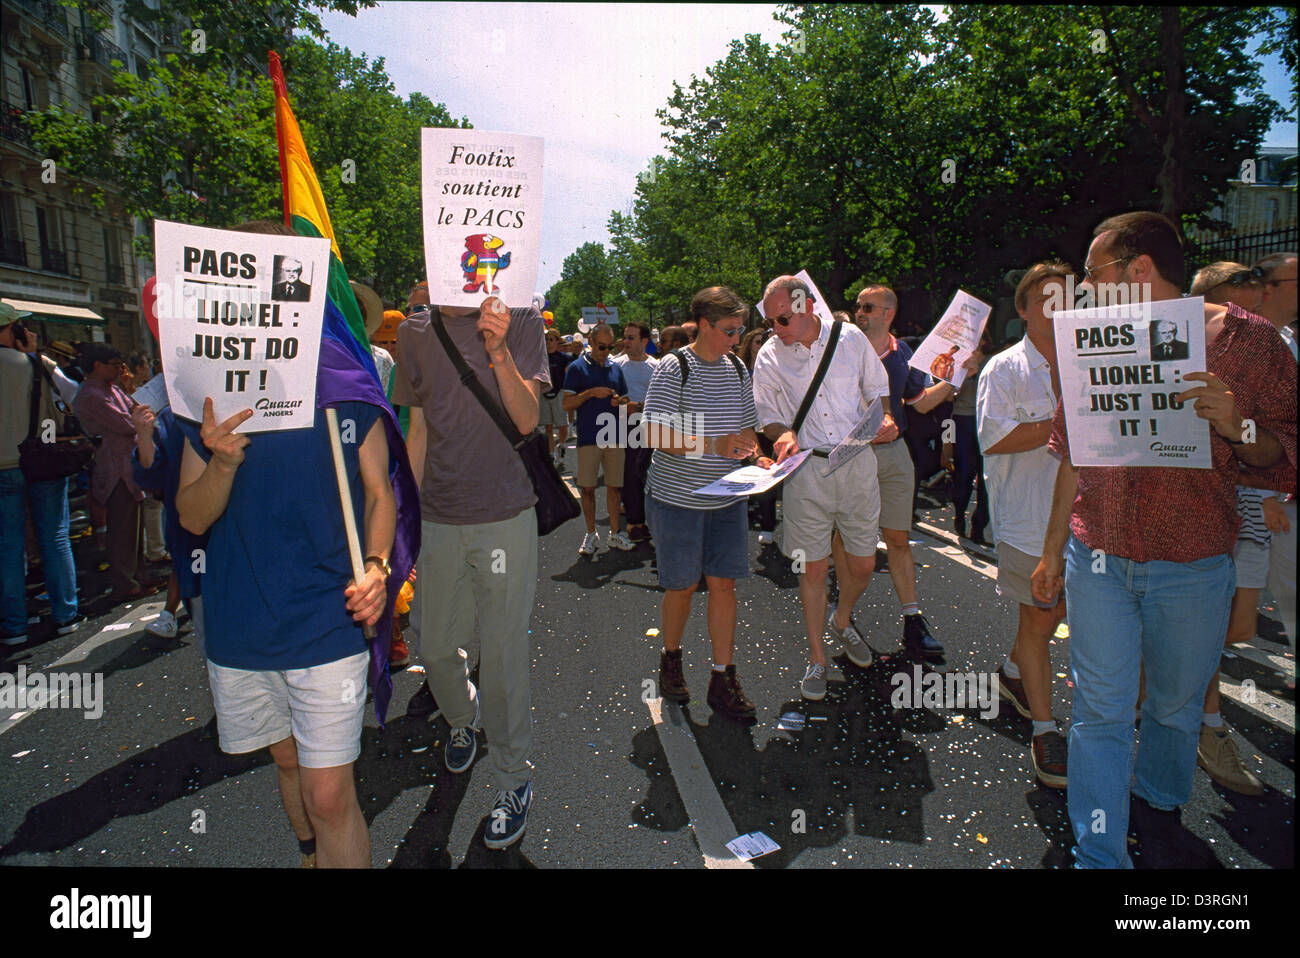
[272,255,313,301]
[1148,317,1189,362]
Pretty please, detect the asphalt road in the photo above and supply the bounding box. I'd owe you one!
[0,464,1293,870]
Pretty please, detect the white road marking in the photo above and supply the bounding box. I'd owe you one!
[646,697,752,869]
[1218,674,1294,732]
[0,601,163,737]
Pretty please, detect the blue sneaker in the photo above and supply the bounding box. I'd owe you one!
[445,724,478,773]
[484,782,532,849]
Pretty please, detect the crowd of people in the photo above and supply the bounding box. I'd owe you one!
[1,211,1294,869]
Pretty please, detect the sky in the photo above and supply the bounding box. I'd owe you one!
[316,2,1296,296]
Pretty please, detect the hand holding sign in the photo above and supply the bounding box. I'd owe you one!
[200,397,253,469]
[1176,371,1243,441]
[478,295,511,362]
[344,567,386,627]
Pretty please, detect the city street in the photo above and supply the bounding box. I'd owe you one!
[0,461,1293,871]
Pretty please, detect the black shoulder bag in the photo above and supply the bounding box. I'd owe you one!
[430,311,580,535]
[18,353,99,482]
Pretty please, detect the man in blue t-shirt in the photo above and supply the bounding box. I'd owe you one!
[562,323,633,555]
[177,394,395,869]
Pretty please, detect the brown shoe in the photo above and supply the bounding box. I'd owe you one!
[300,851,316,868]
[659,649,689,703]
[707,665,756,721]
[997,666,1032,719]
[1197,724,1264,796]
[1032,729,1068,789]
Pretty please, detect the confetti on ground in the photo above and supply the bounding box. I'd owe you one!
[976,833,989,844]
[951,715,965,724]
[407,665,425,674]
[646,628,660,638]
[411,746,427,753]
[1056,672,1067,678]
[1054,624,1069,639]
[100,623,132,632]
[184,716,195,722]
[12,750,31,758]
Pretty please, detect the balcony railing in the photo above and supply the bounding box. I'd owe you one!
[1,99,33,148]
[15,0,71,40]
[81,32,127,70]
[105,263,125,285]
[0,236,27,268]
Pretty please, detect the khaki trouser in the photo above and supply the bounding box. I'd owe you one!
[417,506,536,791]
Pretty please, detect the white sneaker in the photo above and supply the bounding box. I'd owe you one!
[608,530,634,551]
[757,531,775,545]
[146,610,178,638]
[579,532,601,555]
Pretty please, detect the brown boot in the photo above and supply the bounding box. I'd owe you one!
[659,648,689,703]
[707,665,756,721]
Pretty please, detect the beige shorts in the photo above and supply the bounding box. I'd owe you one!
[538,392,568,428]
[781,451,880,562]
[1233,537,1269,590]
[874,438,915,531]
[996,541,1059,610]
[577,443,625,488]
[206,650,369,768]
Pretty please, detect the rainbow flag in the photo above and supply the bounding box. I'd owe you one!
[270,50,420,726]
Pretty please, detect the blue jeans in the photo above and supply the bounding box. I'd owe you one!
[0,467,79,634]
[952,414,988,532]
[1063,534,1233,868]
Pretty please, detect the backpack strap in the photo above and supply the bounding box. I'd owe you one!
[673,347,746,387]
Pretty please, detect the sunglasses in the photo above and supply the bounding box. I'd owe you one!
[592,342,612,351]
[712,322,743,338]
[855,302,885,314]
[1222,266,1265,287]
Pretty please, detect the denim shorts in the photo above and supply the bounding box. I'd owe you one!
[646,496,750,590]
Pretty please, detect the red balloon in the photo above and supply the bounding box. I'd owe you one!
[142,275,159,340]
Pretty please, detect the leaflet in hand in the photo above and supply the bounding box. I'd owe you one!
[825,397,884,476]
[130,373,170,414]
[693,449,812,497]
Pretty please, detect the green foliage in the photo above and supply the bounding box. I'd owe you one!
[594,4,1286,333]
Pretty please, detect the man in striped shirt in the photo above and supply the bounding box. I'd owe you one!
[642,286,763,721]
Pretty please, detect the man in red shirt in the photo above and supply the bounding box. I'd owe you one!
[1031,212,1296,868]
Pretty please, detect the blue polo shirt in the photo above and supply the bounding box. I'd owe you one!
[879,336,928,434]
[177,401,380,671]
[562,351,627,446]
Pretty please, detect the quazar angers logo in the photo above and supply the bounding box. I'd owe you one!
[461,233,511,293]
[254,397,305,418]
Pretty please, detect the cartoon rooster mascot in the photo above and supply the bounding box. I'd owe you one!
[461,233,511,293]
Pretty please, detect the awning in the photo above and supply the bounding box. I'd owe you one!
[1,298,105,325]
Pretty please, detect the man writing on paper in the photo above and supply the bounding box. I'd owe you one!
[176,224,396,870]
[1030,211,1296,869]
[753,275,892,701]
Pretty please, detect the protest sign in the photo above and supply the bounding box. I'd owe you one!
[755,269,836,327]
[1054,297,1210,468]
[909,290,992,389]
[826,398,884,475]
[153,220,329,432]
[421,129,544,309]
[694,449,812,497]
[579,306,619,332]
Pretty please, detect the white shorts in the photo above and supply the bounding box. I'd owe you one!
[206,650,369,768]
[781,450,880,562]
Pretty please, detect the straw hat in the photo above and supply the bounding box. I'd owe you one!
[350,281,384,338]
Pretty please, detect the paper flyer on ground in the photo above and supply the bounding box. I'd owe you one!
[826,397,885,475]
[755,269,836,327]
[421,129,544,309]
[152,220,329,432]
[908,290,992,389]
[725,831,780,861]
[693,449,812,497]
[1053,296,1210,468]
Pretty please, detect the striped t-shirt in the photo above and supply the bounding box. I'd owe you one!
[1235,485,1272,547]
[643,348,759,509]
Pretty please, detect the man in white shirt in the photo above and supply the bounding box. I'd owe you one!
[754,275,893,701]
[613,321,659,543]
[975,262,1071,788]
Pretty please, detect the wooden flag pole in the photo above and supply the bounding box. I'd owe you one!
[326,406,376,640]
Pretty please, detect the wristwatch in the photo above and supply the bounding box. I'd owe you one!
[364,555,391,580]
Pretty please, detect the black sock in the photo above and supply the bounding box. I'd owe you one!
[298,836,316,856]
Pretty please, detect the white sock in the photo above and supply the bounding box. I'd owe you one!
[712,663,727,673]
[1032,719,1056,737]
[1002,656,1021,679]
[1203,712,1224,729]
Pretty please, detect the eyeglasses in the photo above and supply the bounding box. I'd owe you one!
[1083,256,1133,281]
[712,322,743,338]
[1266,277,1298,287]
